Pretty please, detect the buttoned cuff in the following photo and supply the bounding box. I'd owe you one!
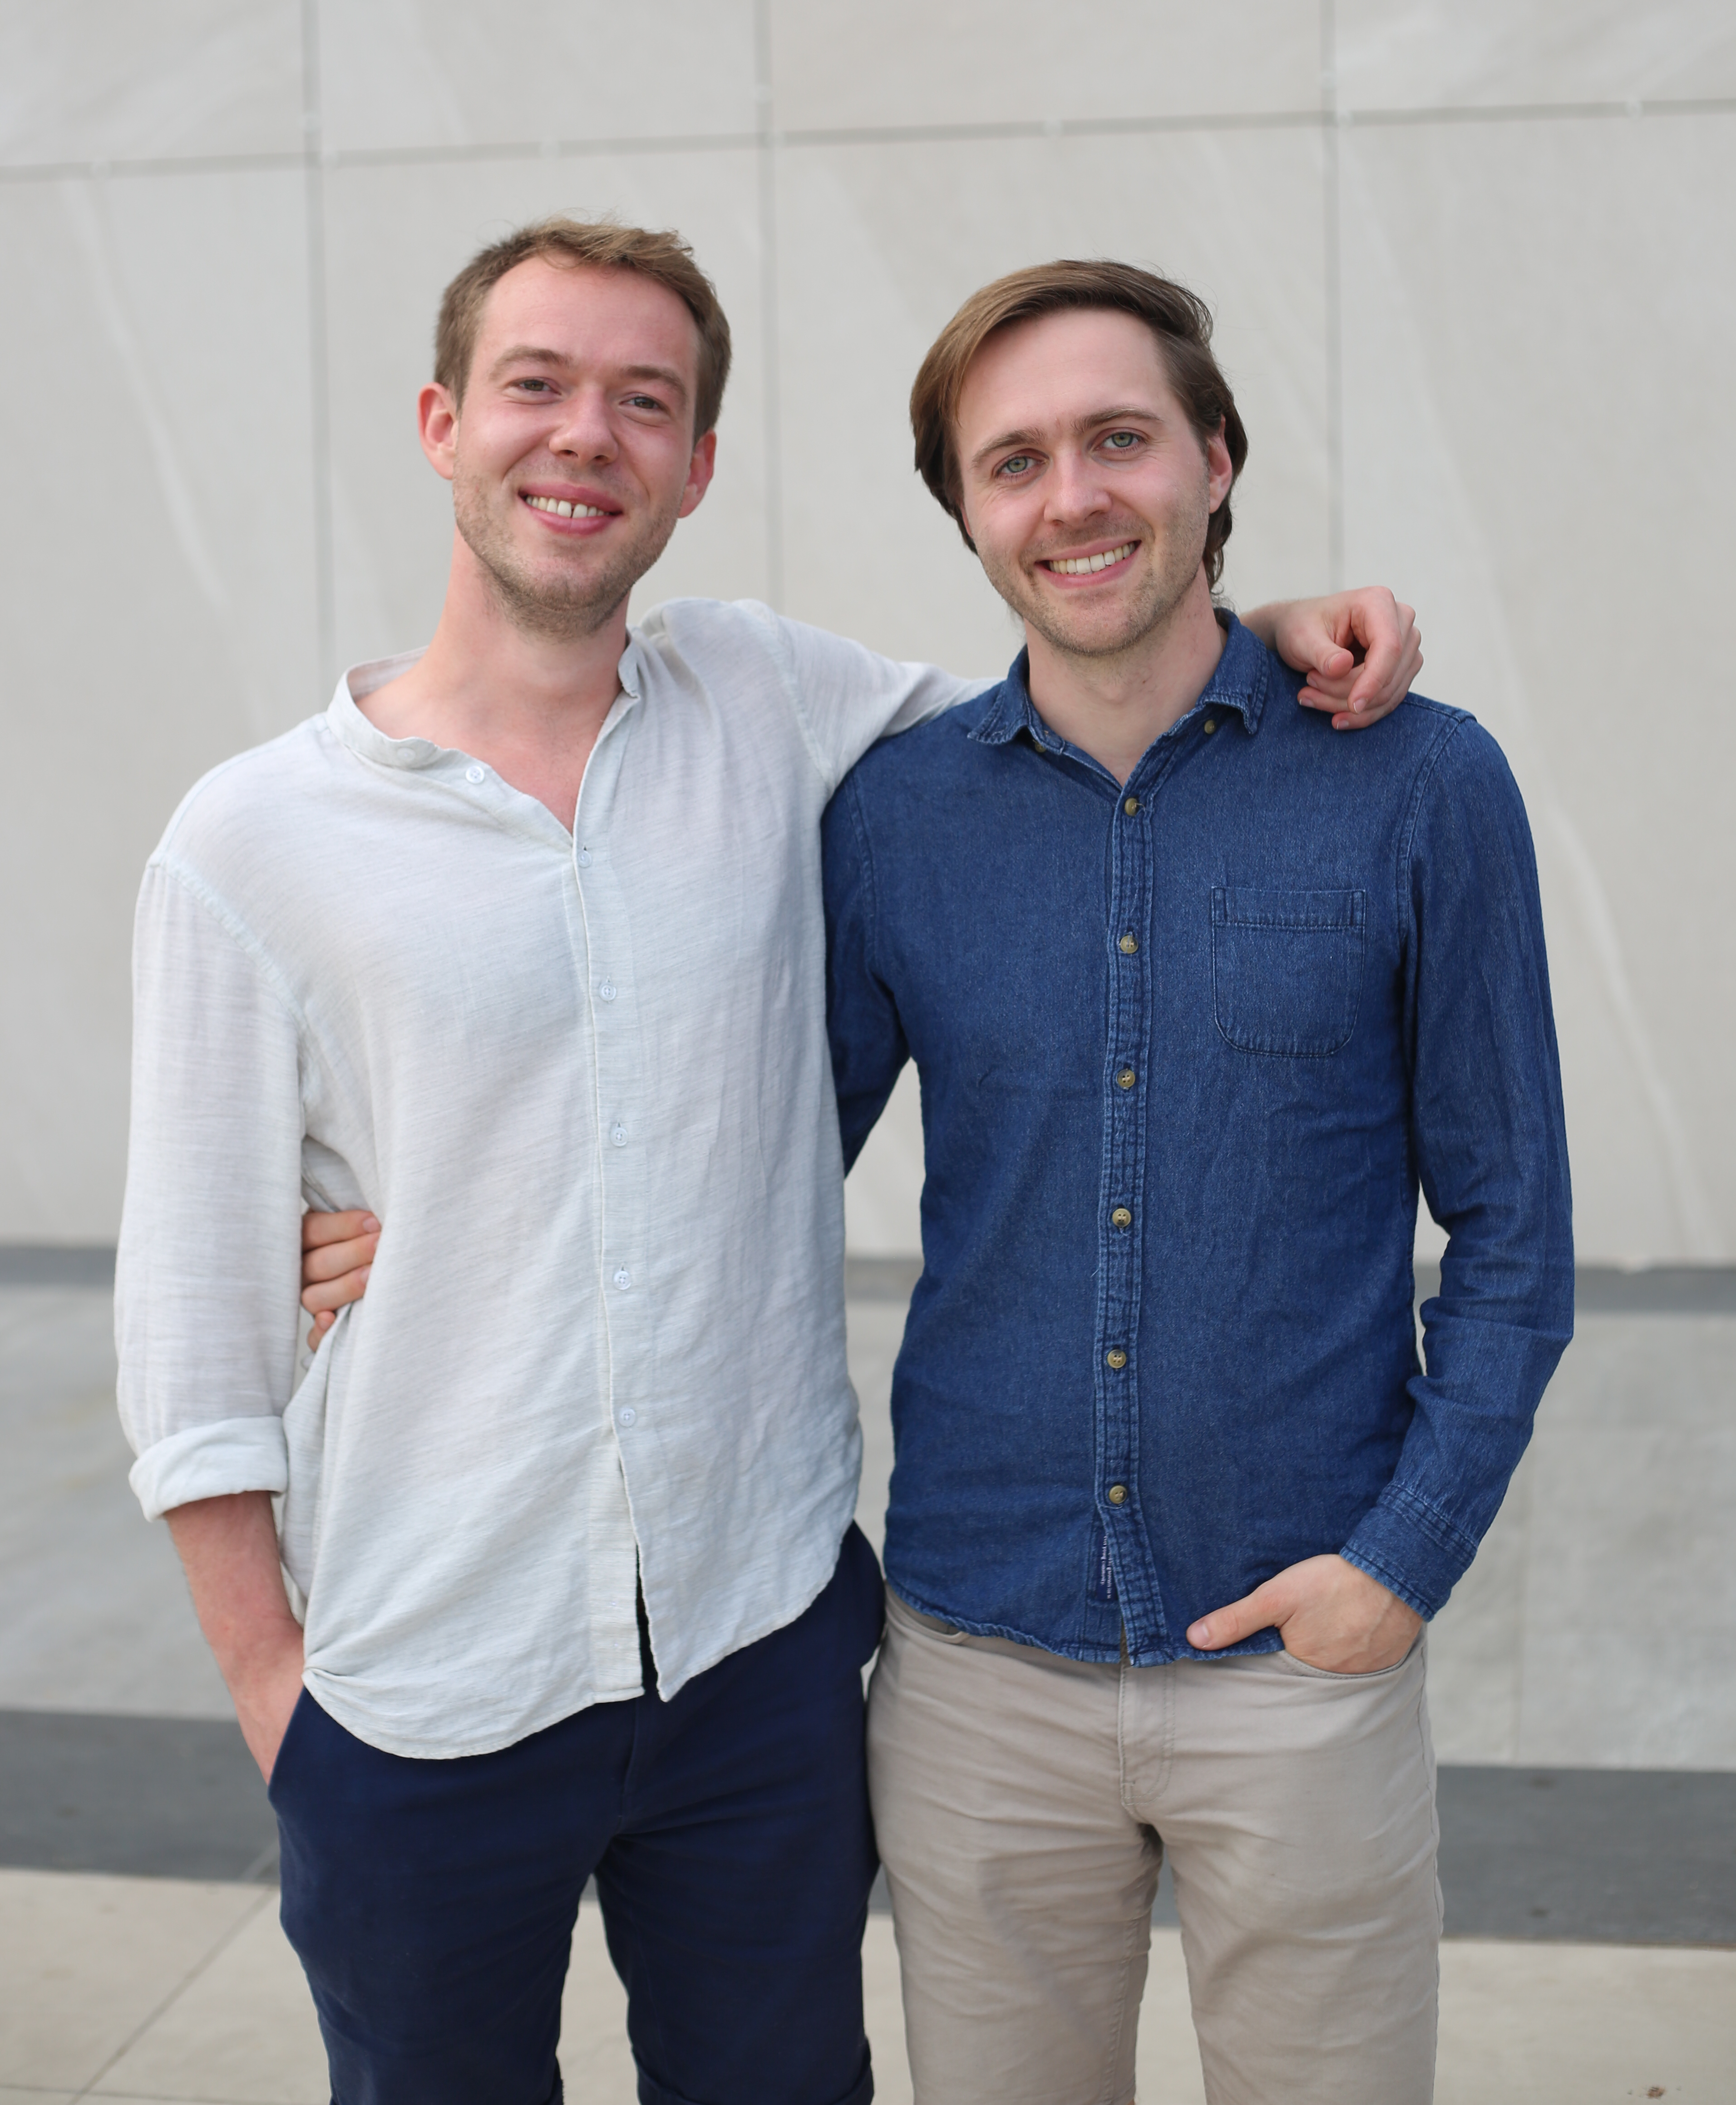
[128,1416,289,1523]
[1339,1481,1481,1621]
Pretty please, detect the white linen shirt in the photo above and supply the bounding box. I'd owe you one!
[116,597,978,1759]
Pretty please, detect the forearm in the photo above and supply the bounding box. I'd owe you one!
[1237,601,1282,648]
[167,1491,302,1684]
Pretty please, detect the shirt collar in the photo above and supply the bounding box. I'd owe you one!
[968,609,1272,753]
[326,634,646,769]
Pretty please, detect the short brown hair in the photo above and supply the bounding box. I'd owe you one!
[434,216,733,438]
[910,259,1249,588]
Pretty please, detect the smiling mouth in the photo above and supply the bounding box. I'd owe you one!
[523,494,613,519]
[1042,542,1138,577]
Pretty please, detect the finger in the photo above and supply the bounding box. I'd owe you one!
[1297,674,1355,709]
[302,1209,379,1252]
[301,1263,371,1316]
[306,1308,336,1351]
[302,1232,379,1285]
[1307,641,1356,683]
[1187,1579,1285,1652]
[1346,602,1418,713]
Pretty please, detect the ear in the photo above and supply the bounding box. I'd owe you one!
[1204,416,1234,514]
[418,382,460,484]
[676,427,718,520]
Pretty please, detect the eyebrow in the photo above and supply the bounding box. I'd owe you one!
[968,404,1164,471]
[487,346,690,404]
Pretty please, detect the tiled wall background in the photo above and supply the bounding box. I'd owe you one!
[2,1,1732,1259]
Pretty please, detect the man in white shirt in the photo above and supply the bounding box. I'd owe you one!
[118,217,1419,2105]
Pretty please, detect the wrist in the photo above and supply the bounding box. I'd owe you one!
[211,1614,303,1693]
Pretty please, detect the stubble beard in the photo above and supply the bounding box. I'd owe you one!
[452,468,682,643]
[982,476,1212,668]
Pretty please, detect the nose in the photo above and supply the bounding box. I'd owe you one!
[547,384,619,464]
[1045,446,1112,523]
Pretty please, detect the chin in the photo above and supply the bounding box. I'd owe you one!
[1036,605,1153,660]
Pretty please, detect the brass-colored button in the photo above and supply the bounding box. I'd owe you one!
[1203,717,1217,735]
[1105,1348,1128,1370]
[1123,795,1139,815]
[1118,933,1139,955]
[1115,1067,1136,1090]
[1111,1207,1133,1228]
[1107,1484,1128,1504]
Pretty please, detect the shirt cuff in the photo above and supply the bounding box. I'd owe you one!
[128,1416,289,1523]
[1339,1481,1481,1621]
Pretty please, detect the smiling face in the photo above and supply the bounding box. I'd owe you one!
[953,306,1233,664]
[419,256,715,639]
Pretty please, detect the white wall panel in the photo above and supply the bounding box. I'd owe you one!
[0,170,320,1241]
[317,0,759,156]
[768,0,1320,129]
[319,148,771,673]
[0,1,304,167]
[1339,113,1736,1262]
[1335,0,1736,109]
[0,5,1730,1264]
[773,126,1332,677]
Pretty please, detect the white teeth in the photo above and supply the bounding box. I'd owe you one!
[1048,542,1136,576]
[526,495,607,518]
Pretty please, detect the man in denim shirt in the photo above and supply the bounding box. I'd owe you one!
[825,262,1572,2105]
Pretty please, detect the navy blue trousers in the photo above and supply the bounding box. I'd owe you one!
[269,1526,884,2105]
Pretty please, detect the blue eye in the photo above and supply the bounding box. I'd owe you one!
[1103,431,1139,451]
[999,454,1035,476]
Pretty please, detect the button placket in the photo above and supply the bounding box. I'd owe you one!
[569,704,652,1465]
[1093,764,1167,1649]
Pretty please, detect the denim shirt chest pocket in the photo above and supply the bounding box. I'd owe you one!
[1209,886,1367,1056]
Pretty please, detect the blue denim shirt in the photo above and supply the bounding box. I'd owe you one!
[824,615,1573,1663]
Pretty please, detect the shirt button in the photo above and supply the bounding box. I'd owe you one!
[617,1407,636,1427]
[1118,933,1139,955]
[1111,1207,1133,1228]
[613,1268,631,1290]
[465,764,485,784]
[1116,1067,1136,1090]
[1203,718,1217,735]
[599,981,617,1001]
[1108,1484,1128,1504]
[577,847,592,867]
[1123,795,1140,815]
[611,1123,628,1147]
[1105,1348,1128,1370]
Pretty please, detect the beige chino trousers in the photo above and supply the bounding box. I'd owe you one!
[868,1587,1441,2105]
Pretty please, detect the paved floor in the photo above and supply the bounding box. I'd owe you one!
[0,1867,1730,2104]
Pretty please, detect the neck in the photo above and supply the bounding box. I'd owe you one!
[1024,569,1225,784]
[359,533,630,827]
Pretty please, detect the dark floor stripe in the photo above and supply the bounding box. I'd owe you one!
[3,1710,1729,1942]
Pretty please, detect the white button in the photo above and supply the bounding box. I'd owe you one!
[611,1123,628,1147]
[465,764,484,784]
[617,1407,636,1427]
[599,981,617,1001]
[577,848,592,867]
[613,1268,632,1290]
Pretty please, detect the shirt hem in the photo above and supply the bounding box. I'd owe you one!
[885,1581,1284,1668]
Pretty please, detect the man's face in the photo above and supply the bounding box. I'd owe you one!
[953,307,1233,662]
[420,257,715,638]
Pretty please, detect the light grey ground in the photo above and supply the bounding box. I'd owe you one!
[0,1286,229,1717]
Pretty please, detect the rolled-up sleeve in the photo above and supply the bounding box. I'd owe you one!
[1339,720,1574,1616]
[116,859,306,1521]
